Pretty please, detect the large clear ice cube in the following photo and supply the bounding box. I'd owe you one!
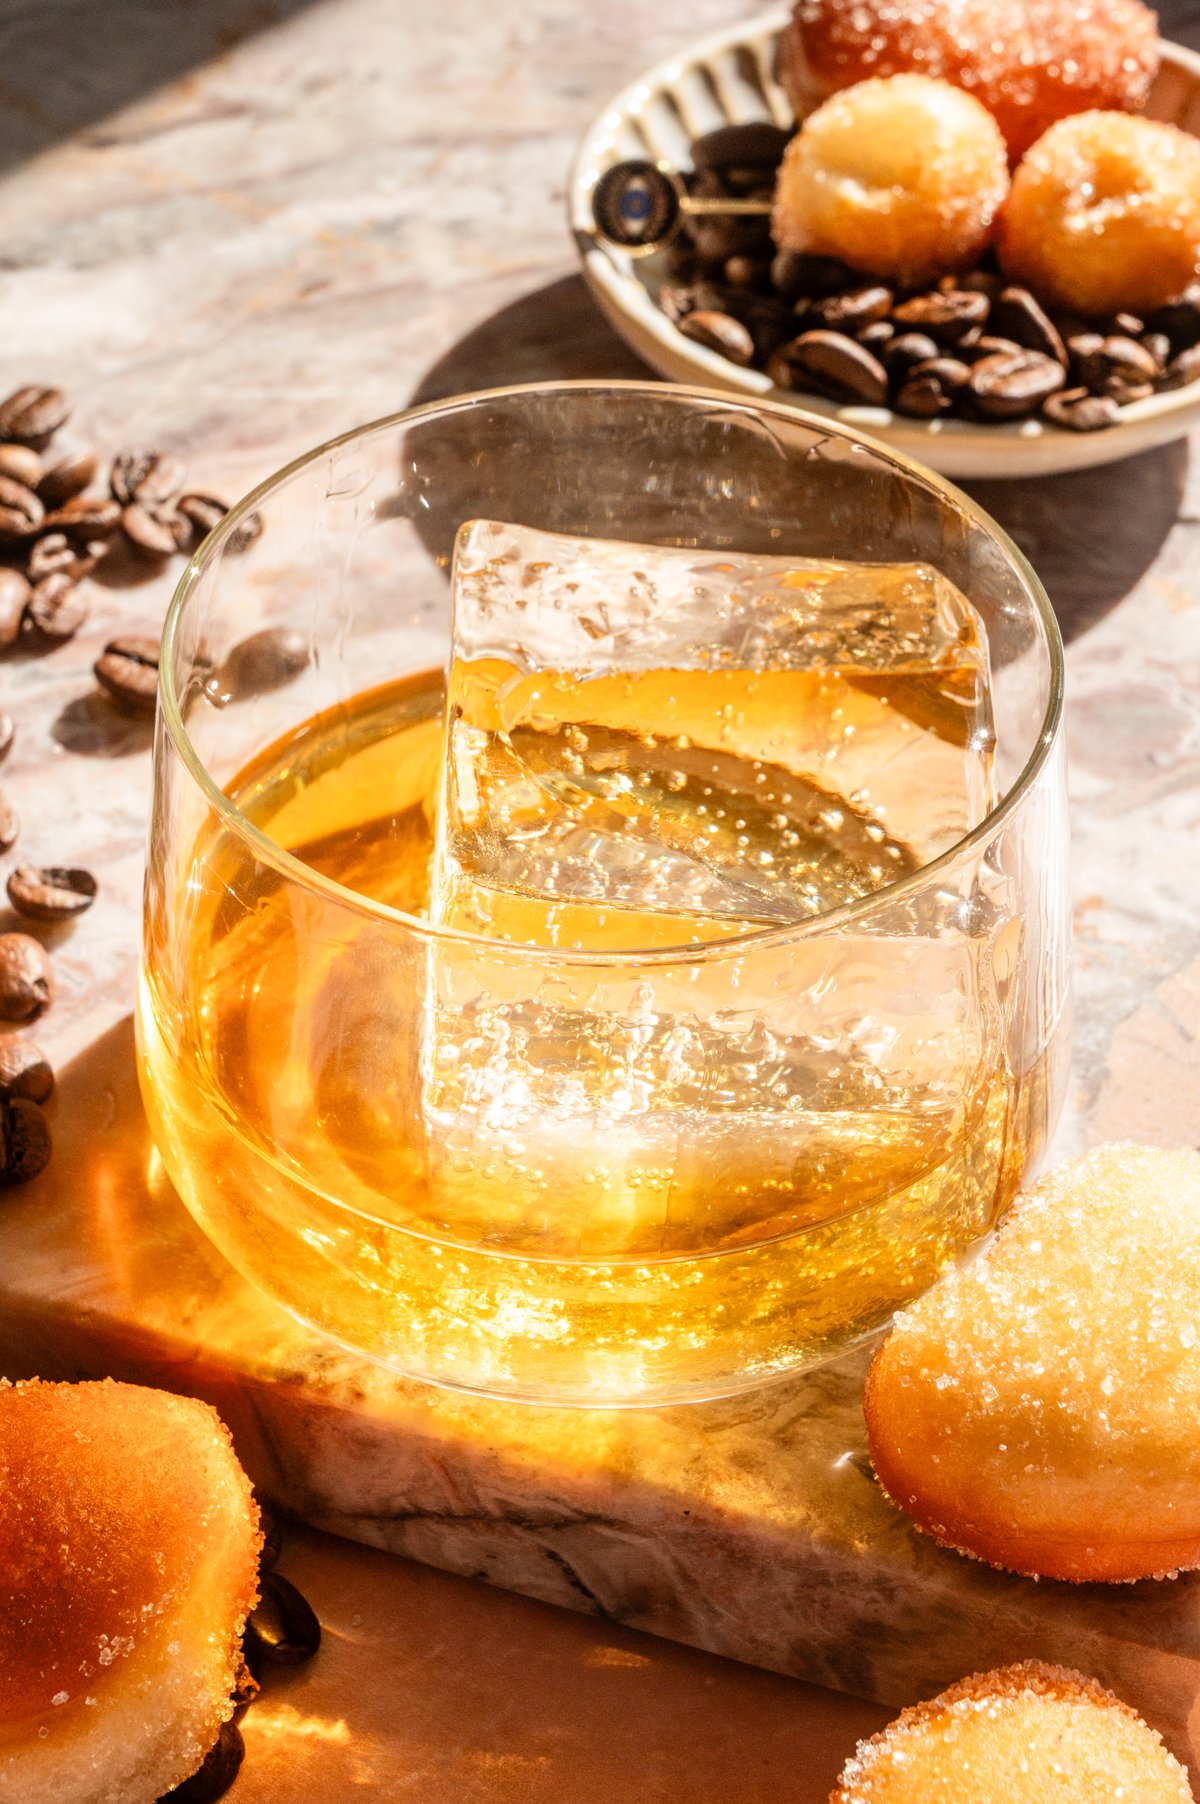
[418,520,1002,1259]
[430,519,995,949]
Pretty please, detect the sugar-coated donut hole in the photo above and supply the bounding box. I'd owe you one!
[831,1662,1194,1804]
[999,112,1200,315]
[0,1379,261,1804]
[773,75,1010,288]
[779,0,1160,161]
[865,1145,1200,1584]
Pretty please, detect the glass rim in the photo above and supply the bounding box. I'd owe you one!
[159,377,1065,965]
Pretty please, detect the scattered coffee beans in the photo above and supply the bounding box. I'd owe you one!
[0,792,16,854]
[0,934,53,1024]
[0,1034,54,1103]
[0,1095,51,1186]
[94,637,160,714]
[0,384,257,660]
[7,865,98,922]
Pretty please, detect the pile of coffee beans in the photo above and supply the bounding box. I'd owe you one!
[657,124,1200,431]
[159,1509,321,1803]
[0,382,256,653]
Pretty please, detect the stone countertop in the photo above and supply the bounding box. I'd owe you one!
[4,0,1200,1797]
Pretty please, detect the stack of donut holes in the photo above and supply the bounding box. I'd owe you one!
[771,0,1200,320]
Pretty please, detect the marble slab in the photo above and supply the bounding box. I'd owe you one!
[4,1015,1200,1776]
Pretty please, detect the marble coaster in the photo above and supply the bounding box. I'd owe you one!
[3,1015,1200,1774]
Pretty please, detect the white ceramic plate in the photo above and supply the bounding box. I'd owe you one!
[569,10,1200,478]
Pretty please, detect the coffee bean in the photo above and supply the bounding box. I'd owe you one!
[94,636,160,713]
[913,355,971,390]
[988,286,1067,366]
[27,532,98,583]
[891,289,990,344]
[258,1504,285,1573]
[7,865,98,922]
[244,1572,321,1671]
[723,254,771,291]
[1109,311,1145,338]
[227,510,264,555]
[231,1662,261,1722]
[688,215,771,262]
[0,385,70,443]
[110,448,187,507]
[25,573,87,643]
[1102,375,1155,406]
[1143,285,1200,353]
[158,1720,245,1803]
[0,792,16,854]
[1105,337,1160,380]
[692,121,792,171]
[770,249,857,301]
[802,284,893,334]
[856,320,894,355]
[967,348,1066,420]
[27,533,73,581]
[883,332,940,376]
[1161,342,1200,390]
[37,447,98,508]
[0,571,28,650]
[1069,333,1157,393]
[0,445,42,488]
[770,329,889,405]
[0,934,53,1023]
[122,501,185,556]
[223,626,311,696]
[0,476,43,542]
[945,269,1002,300]
[0,1034,53,1103]
[678,308,755,365]
[0,714,12,766]
[42,495,122,537]
[1042,387,1121,431]
[954,335,1018,363]
[894,373,953,418]
[0,1097,51,1187]
[1141,332,1171,373]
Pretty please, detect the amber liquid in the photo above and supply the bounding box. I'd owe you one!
[139,663,1050,1404]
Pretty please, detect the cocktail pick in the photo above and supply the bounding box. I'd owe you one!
[591,159,772,255]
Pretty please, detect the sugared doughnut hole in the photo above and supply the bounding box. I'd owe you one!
[999,112,1200,316]
[772,75,1010,288]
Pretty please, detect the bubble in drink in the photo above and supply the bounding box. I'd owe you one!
[417,521,1004,1260]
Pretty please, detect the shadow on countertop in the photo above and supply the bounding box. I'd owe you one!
[0,0,325,180]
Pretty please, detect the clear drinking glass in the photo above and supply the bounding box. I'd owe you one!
[137,381,1070,1407]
